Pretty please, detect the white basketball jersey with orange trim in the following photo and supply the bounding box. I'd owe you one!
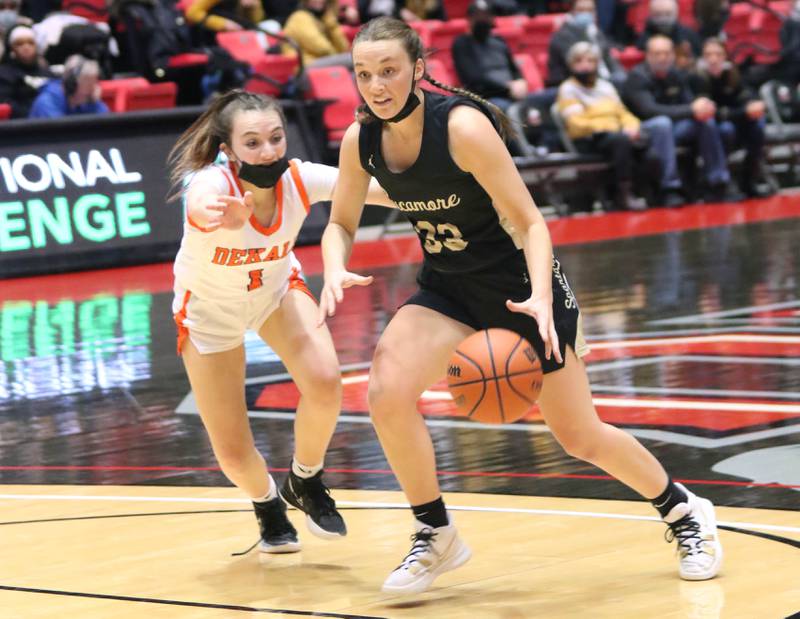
[173,158,337,300]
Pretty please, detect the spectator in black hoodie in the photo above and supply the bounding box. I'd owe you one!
[691,38,771,197]
[623,34,740,203]
[0,24,54,118]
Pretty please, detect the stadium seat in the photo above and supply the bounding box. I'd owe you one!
[217,31,270,66]
[749,2,790,64]
[443,0,471,19]
[0,103,11,120]
[245,54,299,97]
[62,0,109,22]
[426,19,469,74]
[122,81,178,111]
[423,57,459,93]
[611,46,645,71]
[723,2,753,48]
[522,13,567,57]
[304,66,361,144]
[340,23,360,44]
[100,77,150,112]
[513,53,544,92]
[492,25,525,54]
[494,15,530,30]
[167,53,209,69]
[409,19,442,47]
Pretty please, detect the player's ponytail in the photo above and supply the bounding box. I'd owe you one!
[352,17,516,141]
[167,89,286,199]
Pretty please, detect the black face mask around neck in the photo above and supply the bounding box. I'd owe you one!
[236,156,289,188]
[364,71,421,123]
[572,70,597,87]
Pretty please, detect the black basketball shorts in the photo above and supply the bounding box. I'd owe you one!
[402,255,589,374]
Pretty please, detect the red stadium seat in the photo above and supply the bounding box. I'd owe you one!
[522,13,567,57]
[443,0,471,18]
[217,31,270,66]
[423,57,460,93]
[409,19,442,47]
[62,0,108,22]
[426,19,469,74]
[304,66,361,143]
[723,2,752,46]
[492,25,524,54]
[340,23,360,44]
[167,53,209,68]
[513,53,544,92]
[245,54,299,97]
[0,103,11,120]
[100,77,149,112]
[611,46,645,71]
[121,81,178,111]
[494,14,530,30]
[749,2,790,63]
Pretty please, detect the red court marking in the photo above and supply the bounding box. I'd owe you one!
[0,465,797,489]
[3,194,799,303]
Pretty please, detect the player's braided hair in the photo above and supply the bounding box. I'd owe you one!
[352,16,516,141]
[167,89,286,198]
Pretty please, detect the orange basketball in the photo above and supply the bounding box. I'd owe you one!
[447,328,543,424]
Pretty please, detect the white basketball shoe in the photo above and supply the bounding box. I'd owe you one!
[382,517,472,594]
[663,483,723,580]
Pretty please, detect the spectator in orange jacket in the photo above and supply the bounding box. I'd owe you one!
[283,0,352,68]
[185,0,265,32]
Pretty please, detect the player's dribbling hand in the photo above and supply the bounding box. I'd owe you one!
[318,269,374,326]
[505,296,563,364]
[206,191,255,230]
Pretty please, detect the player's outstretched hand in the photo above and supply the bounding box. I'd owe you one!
[318,270,374,326]
[206,191,255,230]
[505,296,563,364]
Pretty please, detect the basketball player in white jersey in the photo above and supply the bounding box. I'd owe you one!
[168,89,394,552]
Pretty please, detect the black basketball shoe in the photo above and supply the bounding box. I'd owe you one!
[253,496,301,553]
[280,470,347,539]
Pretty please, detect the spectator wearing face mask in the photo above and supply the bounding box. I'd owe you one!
[636,0,701,69]
[556,42,648,211]
[546,0,625,88]
[623,34,741,204]
[283,0,351,68]
[29,54,109,118]
[452,0,528,111]
[690,38,771,197]
[0,24,55,118]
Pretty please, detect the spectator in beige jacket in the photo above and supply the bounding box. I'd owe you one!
[556,42,647,210]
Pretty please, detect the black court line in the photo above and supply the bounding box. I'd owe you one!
[0,585,386,618]
[717,524,800,549]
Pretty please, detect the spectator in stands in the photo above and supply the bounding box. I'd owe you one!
[29,54,108,117]
[185,0,264,31]
[691,38,772,197]
[0,0,32,60]
[546,0,625,88]
[262,0,298,25]
[283,0,352,68]
[636,0,701,69]
[624,35,740,203]
[693,0,730,39]
[452,0,528,112]
[0,24,54,118]
[556,42,647,210]
[358,0,446,23]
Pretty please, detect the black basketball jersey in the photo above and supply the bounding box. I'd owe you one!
[358,91,523,274]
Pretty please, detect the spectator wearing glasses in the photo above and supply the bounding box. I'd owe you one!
[29,53,109,118]
[0,24,54,118]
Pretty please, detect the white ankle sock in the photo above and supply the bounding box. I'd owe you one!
[252,474,277,503]
[292,457,323,479]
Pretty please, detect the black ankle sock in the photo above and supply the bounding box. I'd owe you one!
[411,497,448,528]
[650,478,688,519]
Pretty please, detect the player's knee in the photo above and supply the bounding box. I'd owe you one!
[302,366,342,406]
[556,431,600,463]
[214,445,255,477]
[367,378,412,426]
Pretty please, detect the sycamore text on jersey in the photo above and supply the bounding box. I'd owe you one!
[395,193,461,212]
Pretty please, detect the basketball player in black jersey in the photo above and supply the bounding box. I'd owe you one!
[318,17,723,594]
